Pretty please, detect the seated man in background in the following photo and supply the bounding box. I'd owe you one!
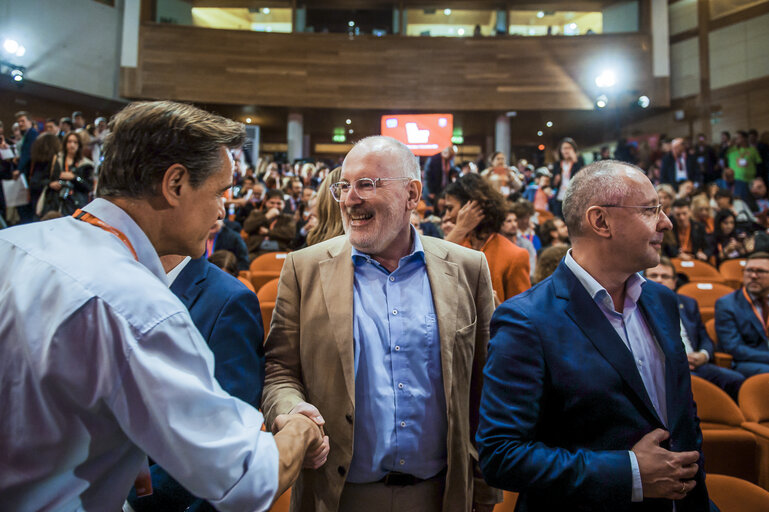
[646,257,744,400]
[128,253,266,511]
[715,252,769,377]
[206,219,250,271]
[0,100,321,511]
[243,188,296,261]
[663,198,710,261]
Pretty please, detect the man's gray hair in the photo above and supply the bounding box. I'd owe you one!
[562,159,645,237]
[346,135,421,181]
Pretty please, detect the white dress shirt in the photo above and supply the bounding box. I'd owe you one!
[0,198,278,512]
[565,252,668,502]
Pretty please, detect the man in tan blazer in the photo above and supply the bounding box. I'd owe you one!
[262,136,502,512]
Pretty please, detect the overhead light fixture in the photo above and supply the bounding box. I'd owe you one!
[458,28,465,36]
[348,20,355,27]
[506,111,517,117]
[596,94,608,109]
[345,118,351,125]
[245,117,252,123]
[444,9,452,16]
[569,23,577,30]
[348,129,354,134]
[537,11,545,18]
[595,69,617,88]
[538,144,545,151]
[3,39,19,54]
[11,68,23,83]
[263,7,270,14]
[637,95,651,108]
[537,131,543,137]
[546,121,553,128]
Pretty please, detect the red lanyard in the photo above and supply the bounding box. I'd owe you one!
[72,209,138,261]
[742,287,769,336]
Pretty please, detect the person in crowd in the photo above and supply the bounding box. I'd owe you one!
[646,257,744,400]
[725,130,762,183]
[425,144,459,203]
[283,176,303,213]
[13,110,39,223]
[714,187,756,223]
[205,219,249,271]
[243,188,296,260]
[27,133,62,217]
[715,167,750,201]
[709,209,749,265]
[676,180,694,200]
[44,118,59,136]
[208,249,239,277]
[262,136,502,512]
[551,137,582,216]
[748,128,769,180]
[691,194,715,233]
[718,131,732,165]
[537,217,570,252]
[480,151,521,196]
[748,177,769,220]
[523,168,554,212]
[531,244,569,284]
[656,183,676,217]
[599,146,611,160]
[42,131,94,216]
[59,116,73,138]
[443,173,531,302]
[662,198,709,261]
[306,167,345,246]
[499,207,537,279]
[715,252,769,377]
[128,249,266,512]
[72,111,86,131]
[477,159,711,511]
[511,199,541,251]
[661,137,698,186]
[0,100,322,511]
[231,176,264,226]
[90,116,109,166]
[693,133,719,184]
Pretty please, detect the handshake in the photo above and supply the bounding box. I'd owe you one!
[271,401,330,497]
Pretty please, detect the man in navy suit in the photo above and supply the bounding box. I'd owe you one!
[646,257,744,401]
[128,254,265,511]
[477,160,712,511]
[715,252,769,377]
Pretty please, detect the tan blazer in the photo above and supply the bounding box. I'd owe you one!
[262,234,502,512]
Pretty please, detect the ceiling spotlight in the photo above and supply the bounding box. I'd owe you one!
[245,117,252,123]
[537,130,543,137]
[546,121,553,128]
[263,7,270,14]
[537,11,545,18]
[11,68,23,83]
[569,23,577,30]
[637,95,651,108]
[444,8,452,16]
[3,39,19,54]
[348,20,355,27]
[596,94,608,109]
[595,69,617,88]
[345,118,351,125]
[458,28,465,36]
[15,45,25,57]
[348,129,354,134]
[506,111,517,117]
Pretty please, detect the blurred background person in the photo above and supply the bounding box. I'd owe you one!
[306,167,345,246]
[551,137,582,216]
[709,209,749,265]
[42,132,94,216]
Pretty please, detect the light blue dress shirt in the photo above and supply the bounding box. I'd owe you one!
[347,228,448,483]
[565,252,667,502]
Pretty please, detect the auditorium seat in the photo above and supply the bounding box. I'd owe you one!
[719,259,747,289]
[739,374,769,490]
[250,252,287,293]
[493,491,519,511]
[257,278,279,337]
[534,209,553,222]
[706,474,769,511]
[672,258,726,284]
[690,375,758,483]
[704,318,735,369]
[677,282,734,323]
[269,488,291,512]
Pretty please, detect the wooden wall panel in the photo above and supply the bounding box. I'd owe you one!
[123,23,656,111]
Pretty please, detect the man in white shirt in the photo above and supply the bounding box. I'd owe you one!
[0,100,322,512]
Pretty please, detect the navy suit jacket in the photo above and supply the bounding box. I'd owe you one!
[715,288,769,365]
[661,152,700,185]
[477,262,709,512]
[213,224,250,272]
[678,294,715,357]
[714,179,750,202]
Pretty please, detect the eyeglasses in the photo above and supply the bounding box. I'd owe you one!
[744,268,769,276]
[599,203,664,220]
[329,177,412,202]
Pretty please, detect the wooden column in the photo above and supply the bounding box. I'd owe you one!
[696,0,711,137]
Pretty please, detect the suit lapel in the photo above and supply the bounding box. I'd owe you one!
[169,256,208,309]
[737,289,767,340]
[422,236,459,411]
[556,264,664,426]
[318,239,356,406]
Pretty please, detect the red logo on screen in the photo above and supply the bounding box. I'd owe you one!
[380,114,453,156]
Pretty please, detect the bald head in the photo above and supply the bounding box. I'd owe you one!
[344,136,421,181]
[562,160,649,238]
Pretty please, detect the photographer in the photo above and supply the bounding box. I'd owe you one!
[709,209,750,265]
[43,132,94,216]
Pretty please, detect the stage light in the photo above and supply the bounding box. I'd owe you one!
[537,11,545,18]
[595,69,616,88]
[444,9,452,16]
[595,94,608,109]
[245,117,252,123]
[345,118,351,125]
[637,95,650,108]
[537,131,543,137]
[11,68,23,83]
[458,28,465,36]
[263,8,270,14]
[546,121,553,127]
[348,21,355,27]
[538,144,545,151]
[3,39,19,54]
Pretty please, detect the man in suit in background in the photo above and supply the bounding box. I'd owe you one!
[425,144,459,204]
[262,136,501,512]
[646,257,744,401]
[661,138,699,186]
[128,254,266,511]
[715,252,769,377]
[477,160,711,511]
[206,219,250,271]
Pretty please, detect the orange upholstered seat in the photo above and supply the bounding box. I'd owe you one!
[250,252,287,293]
[719,259,747,289]
[739,374,769,490]
[257,278,279,337]
[677,282,734,323]
[707,474,769,511]
[672,258,726,284]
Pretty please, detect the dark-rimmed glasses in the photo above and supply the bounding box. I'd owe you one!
[599,204,664,221]
[330,177,412,202]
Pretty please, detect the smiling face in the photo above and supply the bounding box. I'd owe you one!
[492,152,506,167]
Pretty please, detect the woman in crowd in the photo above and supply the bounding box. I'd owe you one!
[709,209,749,265]
[306,167,345,246]
[691,194,715,233]
[28,133,61,217]
[42,132,94,216]
[443,173,530,302]
[551,137,582,216]
[656,184,676,217]
[480,151,522,196]
[533,245,570,284]
[208,249,256,292]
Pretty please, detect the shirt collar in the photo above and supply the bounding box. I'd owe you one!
[166,256,192,287]
[351,225,425,269]
[81,198,167,282]
[564,249,645,311]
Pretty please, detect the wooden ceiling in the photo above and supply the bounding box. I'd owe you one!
[187,0,617,10]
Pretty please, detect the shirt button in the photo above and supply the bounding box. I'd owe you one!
[399,459,405,465]
[394,346,400,351]
[392,309,398,315]
[389,276,395,282]
[400,421,406,427]
[398,383,404,389]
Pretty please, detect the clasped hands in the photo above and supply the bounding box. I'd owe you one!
[272,401,330,469]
